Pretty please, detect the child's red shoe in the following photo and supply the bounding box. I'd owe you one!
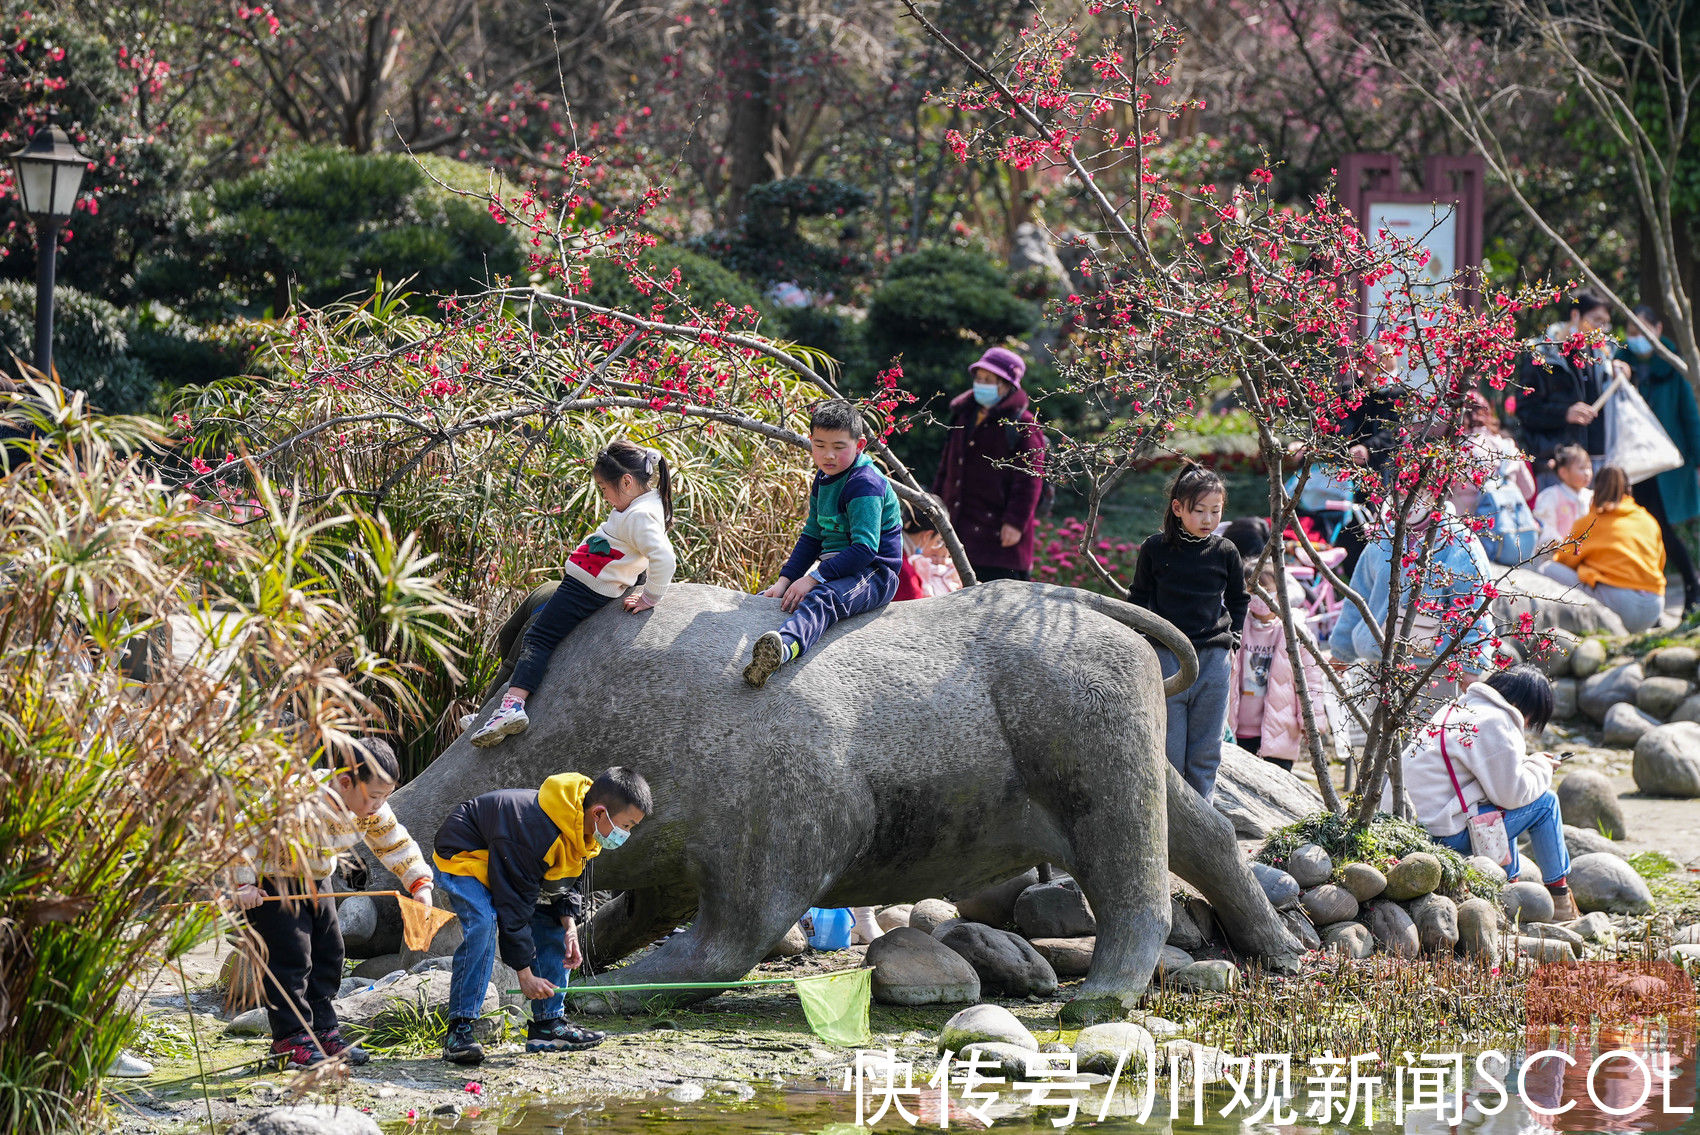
[270,1031,325,1069]
[317,1027,370,1066]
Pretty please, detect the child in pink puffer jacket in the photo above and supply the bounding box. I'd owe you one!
[1228,563,1334,772]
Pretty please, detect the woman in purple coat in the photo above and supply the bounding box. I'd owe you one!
[931,347,1047,582]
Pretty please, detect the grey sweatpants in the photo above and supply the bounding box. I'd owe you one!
[1156,645,1232,801]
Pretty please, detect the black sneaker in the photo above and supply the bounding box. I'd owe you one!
[743,631,786,688]
[526,1016,605,1052]
[317,1027,369,1066]
[443,1017,484,1066]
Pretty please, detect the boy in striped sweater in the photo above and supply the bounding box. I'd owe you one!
[232,739,432,1068]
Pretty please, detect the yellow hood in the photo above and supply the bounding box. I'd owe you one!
[537,772,601,880]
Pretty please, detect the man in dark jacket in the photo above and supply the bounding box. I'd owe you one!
[1515,291,1628,480]
[433,766,652,1064]
[932,347,1047,582]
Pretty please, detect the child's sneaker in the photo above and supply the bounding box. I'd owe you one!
[270,1031,325,1069]
[743,631,792,688]
[526,1017,605,1052]
[442,1018,484,1066]
[317,1027,369,1066]
[470,699,529,747]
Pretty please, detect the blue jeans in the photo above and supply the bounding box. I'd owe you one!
[435,866,566,1021]
[1156,645,1231,801]
[1536,562,1665,634]
[779,567,898,656]
[1434,789,1570,884]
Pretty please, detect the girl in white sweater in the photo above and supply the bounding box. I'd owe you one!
[472,440,677,747]
[1400,665,1576,920]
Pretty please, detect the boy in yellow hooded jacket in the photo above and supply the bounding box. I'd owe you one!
[432,766,652,1064]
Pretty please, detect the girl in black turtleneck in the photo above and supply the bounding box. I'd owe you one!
[1129,464,1248,801]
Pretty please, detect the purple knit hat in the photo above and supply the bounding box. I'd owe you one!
[970,347,1026,387]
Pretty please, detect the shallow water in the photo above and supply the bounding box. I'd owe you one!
[394,1038,1700,1135]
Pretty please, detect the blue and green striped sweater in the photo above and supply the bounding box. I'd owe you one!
[779,453,904,581]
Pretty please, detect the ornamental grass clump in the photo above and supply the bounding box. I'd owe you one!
[0,383,466,1132]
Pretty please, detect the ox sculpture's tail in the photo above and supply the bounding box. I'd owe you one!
[1064,589,1199,697]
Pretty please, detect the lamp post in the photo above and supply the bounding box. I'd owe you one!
[6,124,90,376]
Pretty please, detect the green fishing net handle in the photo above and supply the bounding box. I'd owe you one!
[509,971,866,996]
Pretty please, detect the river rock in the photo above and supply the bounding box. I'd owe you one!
[1074,1022,1156,1074]
[1500,881,1555,926]
[766,924,808,959]
[1523,923,1586,952]
[938,1003,1038,1053]
[1166,896,1207,952]
[1603,702,1661,747]
[1517,935,1577,962]
[1516,857,1546,885]
[1457,898,1501,958]
[1286,844,1334,888]
[1633,723,1700,797]
[875,905,913,932]
[1280,908,1322,951]
[1552,678,1579,721]
[908,899,960,936]
[1560,912,1617,946]
[1161,1040,1228,1086]
[1638,676,1693,719]
[868,928,981,1005]
[1562,826,1619,861]
[1300,884,1359,926]
[1665,944,1700,970]
[1014,882,1096,939]
[1646,645,1699,678]
[937,924,1059,998]
[1156,945,1194,976]
[1569,638,1609,679]
[1675,924,1700,944]
[229,1105,382,1135]
[1170,960,1240,993]
[1568,852,1654,915]
[1556,772,1628,839]
[1467,856,1509,885]
[953,870,1039,929]
[1580,663,1644,723]
[350,954,404,981]
[224,1007,270,1036]
[1214,745,1326,837]
[1671,695,1700,723]
[1363,901,1421,957]
[1533,628,1580,677]
[1384,853,1443,900]
[1408,893,1460,954]
[959,1042,1044,1078]
[1340,863,1387,903]
[334,972,494,1030]
[336,896,379,955]
[1029,937,1094,978]
[1321,921,1374,958]
[1251,863,1301,909]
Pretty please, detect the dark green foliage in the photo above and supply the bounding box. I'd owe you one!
[692,177,872,293]
[581,243,769,318]
[1258,810,1503,899]
[139,149,527,317]
[0,281,155,413]
[129,319,262,390]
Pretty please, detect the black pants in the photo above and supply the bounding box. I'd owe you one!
[971,565,1030,583]
[1635,476,1699,602]
[246,880,343,1040]
[509,576,614,693]
[1236,733,1295,772]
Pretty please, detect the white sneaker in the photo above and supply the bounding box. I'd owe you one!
[458,712,476,731]
[470,701,529,748]
[109,1051,153,1078]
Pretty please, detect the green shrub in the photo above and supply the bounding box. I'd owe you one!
[1258,810,1502,900]
[139,148,527,317]
[581,242,769,318]
[0,281,156,413]
[691,177,872,294]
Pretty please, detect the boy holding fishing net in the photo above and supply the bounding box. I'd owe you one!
[231,738,433,1069]
[432,766,652,1066]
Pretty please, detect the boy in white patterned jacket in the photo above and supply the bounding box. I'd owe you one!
[231,739,431,1068]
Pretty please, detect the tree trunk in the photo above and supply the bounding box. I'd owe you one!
[721,0,779,227]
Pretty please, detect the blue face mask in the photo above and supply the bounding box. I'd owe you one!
[593,809,630,850]
[1627,335,1654,357]
[972,382,1001,407]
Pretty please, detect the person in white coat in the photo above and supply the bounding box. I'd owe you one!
[1398,665,1576,921]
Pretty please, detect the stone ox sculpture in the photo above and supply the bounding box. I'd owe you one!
[374,581,1300,1013]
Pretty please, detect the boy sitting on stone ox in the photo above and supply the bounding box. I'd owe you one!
[432,766,652,1065]
[744,399,904,687]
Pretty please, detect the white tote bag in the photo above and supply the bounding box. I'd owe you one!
[1600,376,1683,484]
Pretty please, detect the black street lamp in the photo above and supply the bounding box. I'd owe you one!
[7,124,90,376]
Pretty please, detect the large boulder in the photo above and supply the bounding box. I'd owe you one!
[1014,882,1096,939]
[1569,638,1609,679]
[1645,645,1699,678]
[1250,863,1301,910]
[1340,863,1387,903]
[1633,723,1700,797]
[1602,702,1661,747]
[1491,569,1626,638]
[908,899,960,936]
[1500,881,1555,927]
[1321,921,1374,958]
[952,870,1039,929]
[1670,695,1700,723]
[1637,676,1693,719]
[876,905,913,932]
[1362,901,1420,957]
[1568,852,1654,915]
[1008,222,1074,295]
[1408,893,1460,955]
[937,923,1059,998]
[228,1106,382,1135]
[1213,745,1326,838]
[1531,628,1580,677]
[1169,960,1240,993]
[766,925,808,959]
[1299,884,1359,927]
[337,896,380,956]
[1563,825,1622,859]
[1166,895,1208,952]
[1555,771,1627,839]
[1030,937,1094,978]
[333,971,496,1030]
[1074,1022,1156,1075]
[1457,898,1502,959]
[1280,908,1322,951]
[1580,663,1645,724]
[938,1003,1037,1052]
[867,927,982,1005]
[1286,845,1334,888]
[1383,853,1443,901]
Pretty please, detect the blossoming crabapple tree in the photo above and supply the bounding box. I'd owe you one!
[904,0,1557,822]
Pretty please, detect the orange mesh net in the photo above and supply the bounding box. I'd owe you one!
[397,893,457,951]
